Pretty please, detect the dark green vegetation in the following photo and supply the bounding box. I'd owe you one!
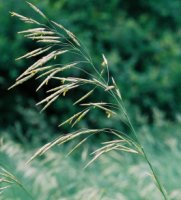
[0,0,181,199]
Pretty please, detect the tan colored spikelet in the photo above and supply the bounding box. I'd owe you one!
[16,48,42,60]
[54,50,69,57]
[37,39,61,43]
[37,62,78,82]
[58,62,78,72]
[10,12,28,20]
[24,31,55,37]
[73,89,95,105]
[8,73,35,90]
[18,50,68,82]
[52,77,95,84]
[72,109,90,127]
[30,65,54,74]
[115,145,139,154]
[28,36,60,40]
[51,20,65,31]
[27,46,52,58]
[36,64,75,92]
[26,129,101,163]
[105,85,115,91]
[31,51,56,70]
[112,77,122,100]
[93,78,106,88]
[36,88,63,105]
[81,103,116,117]
[26,142,52,164]
[36,68,57,80]
[101,54,108,67]
[58,111,84,127]
[36,84,79,105]
[47,83,76,93]
[70,129,100,139]
[10,12,40,25]
[91,143,115,155]
[51,20,80,46]
[84,151,104,169]
[23,18,40,25]
[40,94,59,112]
[66,30,80,46]
[84,143,126,169]
[61,77,94,84]
[18,28,45,34]
[66,138,88,157]
[26,2,47,20]
[16,51,56,81]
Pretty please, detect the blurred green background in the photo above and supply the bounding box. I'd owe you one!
[0,0,181,199]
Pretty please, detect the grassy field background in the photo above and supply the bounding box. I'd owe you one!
[1,121,181,200]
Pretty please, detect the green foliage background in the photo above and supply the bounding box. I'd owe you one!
[1,0,181,140]
[0,0,181,199]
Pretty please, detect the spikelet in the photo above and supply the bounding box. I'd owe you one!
[37,39,61,43]
[101,54,108,67]
[30,65,54,73]
[51,21,80,46]
[105,85,115,91]
[52,77,95,85]
[40,94,59,112]
[93,78,106,88]
[57,62,78,72]
[84,151,106,169]
[15,51,56,81]
[24,31,55,37]
[27,47,52,58]
[10,12,40,25]
[112,77,122,100]
[58,110,85,127]
[47,83,76,93]
[66,138,88,157]
[17,50,68,82]
[26,2,47,20]
[71,109,90,127]
[36,68,57,79]
[15,48,42,60]
[26,129,100,163]
[16,46,52,61]
[8,73,35,90]
[10,12,29,22]
[18,28,45,34]
[73,89,95,105]
[36,88,63,106]
[28,36,60,40]
[36,63,77,91]
[26,142,52,164]
[81,103,116,118]
[36,84,79,105]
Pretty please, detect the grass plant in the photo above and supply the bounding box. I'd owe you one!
[7,2,170,199]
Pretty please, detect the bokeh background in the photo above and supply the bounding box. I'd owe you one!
[0,0,181,199]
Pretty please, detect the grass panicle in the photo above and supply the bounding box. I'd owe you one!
[9,2,169,200]
[0,166,33,199]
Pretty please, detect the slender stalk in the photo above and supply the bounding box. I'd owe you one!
[141,147,169,200]
[120,104,169,200]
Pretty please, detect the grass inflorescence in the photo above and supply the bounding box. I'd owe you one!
[8,2,169,199]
